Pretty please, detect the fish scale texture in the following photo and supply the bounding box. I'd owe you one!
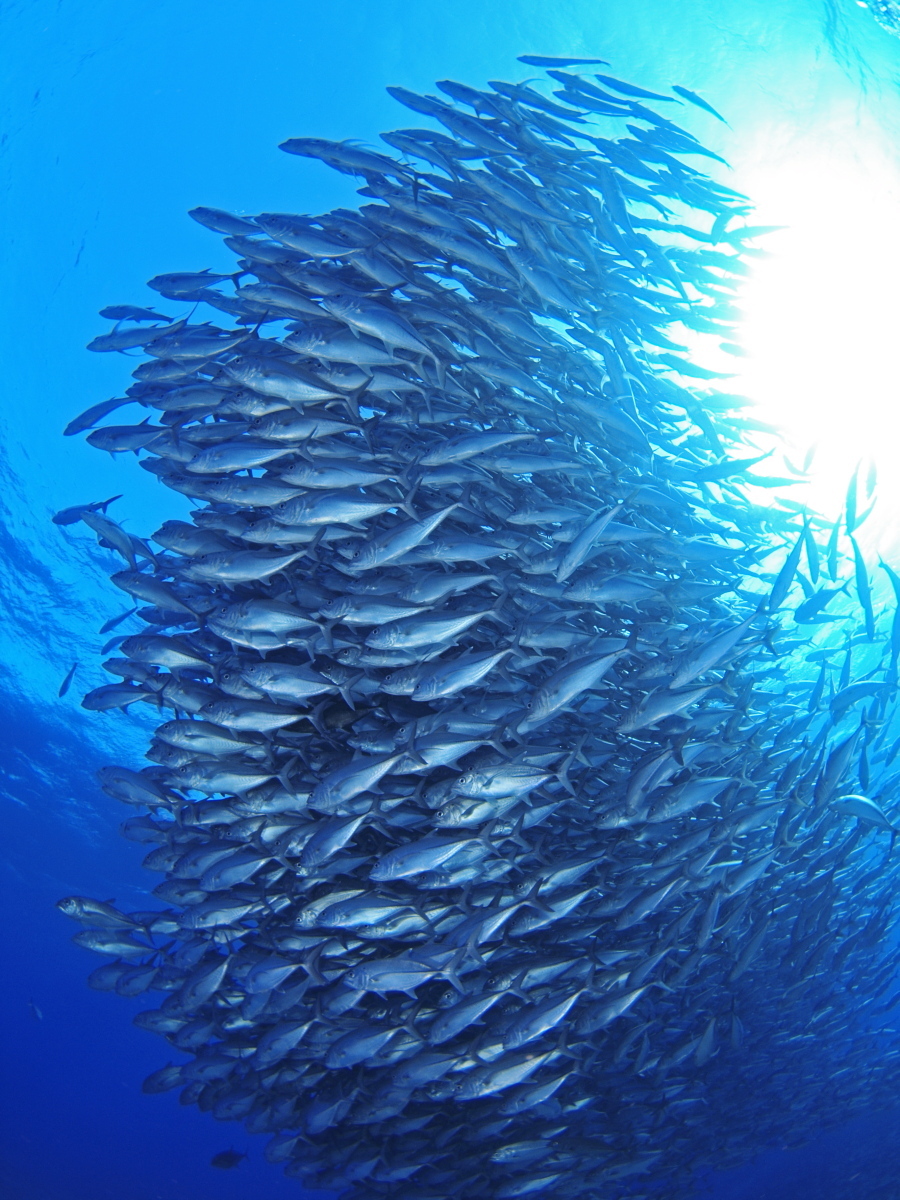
[59,64,900,1200]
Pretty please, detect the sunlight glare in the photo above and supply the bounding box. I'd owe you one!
[725,143,900,553]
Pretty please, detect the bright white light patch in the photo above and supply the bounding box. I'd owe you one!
[725,140,900,553]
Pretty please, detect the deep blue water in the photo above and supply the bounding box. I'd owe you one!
[4,1,900,1196]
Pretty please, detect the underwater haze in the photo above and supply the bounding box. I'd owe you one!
[5,2,900,1199]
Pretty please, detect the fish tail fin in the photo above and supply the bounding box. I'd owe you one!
[306,701,330,735]
[671,732,689,766]
[509,969,530,1003]
[463,931,488,968]
[501,717,527,746]
[486,738,513,762]
[400,479,420,521]
[555,1027,579,1061]
[506,812,531,853]
[311,530,333,566]
[529,832,552,866]
[400,1002,425,1039]
[345,381,369,421]
[493,655,517,689]
[584,965,604,997]
[524,879,552,915]
[304,944,329,987]
[275,754,301,793]
[573,733,591,769]
[428,351,446,389]
[555,749,577,797]
[446,947,468,994]
[716,670,738,698]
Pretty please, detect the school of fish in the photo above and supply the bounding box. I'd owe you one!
[55,57,900,1200]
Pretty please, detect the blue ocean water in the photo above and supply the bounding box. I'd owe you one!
[3,1,900,1197]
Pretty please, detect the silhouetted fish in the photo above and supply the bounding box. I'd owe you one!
[210,1149,247,1170]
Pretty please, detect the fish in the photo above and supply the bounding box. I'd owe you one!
[61,57,900,1200]
[51,494,122,526]
[850,534,876,640]
[794,583,849,624]
[768,521,808,611]
[64,397,139,437]
[98,305,175,322]
[832,793,899,833]
[671,83,730,124]
[210,1149,248,1170]
[147,269,238,298]
[58,663,78,697]
[594,73,677,102]
[517,54,610,67]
